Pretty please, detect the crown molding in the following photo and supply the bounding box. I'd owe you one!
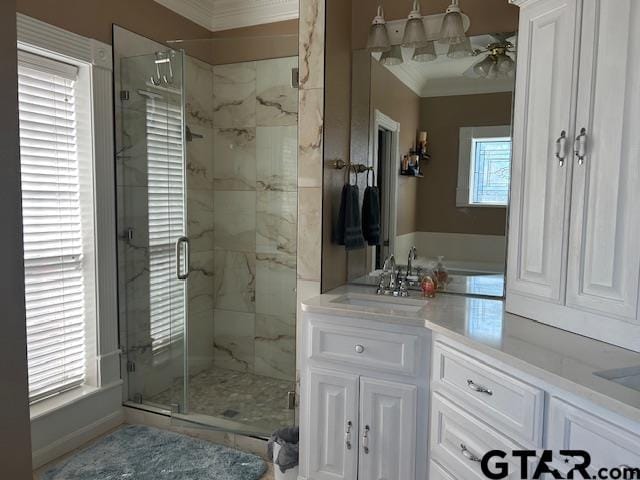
[154,0,298,33]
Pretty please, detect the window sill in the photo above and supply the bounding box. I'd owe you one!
[456,203,508,209]
[30,380,123,421]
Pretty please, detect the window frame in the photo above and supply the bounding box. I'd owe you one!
[456,125,512,208]
[17,49,97,401]
[17,14,119,410]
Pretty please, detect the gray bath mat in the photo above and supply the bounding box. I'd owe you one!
[41,424,267,480]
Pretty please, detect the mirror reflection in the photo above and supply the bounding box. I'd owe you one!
[347,33,516,298]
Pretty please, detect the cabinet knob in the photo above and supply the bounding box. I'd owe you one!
[354,344,365,354]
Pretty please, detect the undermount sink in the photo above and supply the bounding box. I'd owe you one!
[330,294,427,314]
[594,366,640,393]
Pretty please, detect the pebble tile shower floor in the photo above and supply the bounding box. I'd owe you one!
[149,366,295,434]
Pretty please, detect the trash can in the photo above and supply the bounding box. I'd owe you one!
[267,427,299,480]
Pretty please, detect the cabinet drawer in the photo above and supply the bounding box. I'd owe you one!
[432,341,544,446]
[548,397,640,475]
[430,461,456,480]
[309,321,419,376]
[430,393,534,480]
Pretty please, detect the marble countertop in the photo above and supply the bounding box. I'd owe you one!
[302,285,640,423]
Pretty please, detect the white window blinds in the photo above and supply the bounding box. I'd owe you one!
[17,51,88,402]
[146,97,186,354]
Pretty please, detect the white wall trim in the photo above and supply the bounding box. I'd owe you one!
[371,110,401,270]
[32,410,123,469]
[17,14,119,389]
[153,0,299,33]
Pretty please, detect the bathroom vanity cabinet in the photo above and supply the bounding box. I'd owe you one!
[507,0,640,351]
[298,305,640,480]
[299,313,431,480]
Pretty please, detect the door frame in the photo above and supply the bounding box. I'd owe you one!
[370,109,401,272]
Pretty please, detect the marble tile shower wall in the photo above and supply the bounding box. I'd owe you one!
[187,55,299,382]
[118,52,298,401]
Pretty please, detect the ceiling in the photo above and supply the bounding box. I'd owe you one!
[377,35,516,98]
[153,0,299,32]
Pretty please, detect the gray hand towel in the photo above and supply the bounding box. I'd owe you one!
[362,185,381,246]
[334,184,365,250]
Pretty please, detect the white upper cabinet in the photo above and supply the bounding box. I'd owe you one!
[566,0,640,322]
[507,0,579,302]
[507,0,640,350]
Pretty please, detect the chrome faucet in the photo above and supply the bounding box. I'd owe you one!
[407,246,417,278]
[377,255,408,297]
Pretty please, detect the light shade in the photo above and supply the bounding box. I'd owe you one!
[380,45,404,66]
[447,37,473,58]
[473,55,495,78]
[413,41,436,62]
[367,5,391,53]
[496,54,515,76]
[402,1,427,48]
[439,0,466,45]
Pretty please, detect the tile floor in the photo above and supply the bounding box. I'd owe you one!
[148,365,295,435]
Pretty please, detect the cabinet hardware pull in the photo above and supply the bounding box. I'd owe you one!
[345,421,352,450]
[354,344,365,354]
[555,130,567,166]
[362,425,370,454]
[467,379,493,395]
[574,128,587,165]
[460,444,481,463]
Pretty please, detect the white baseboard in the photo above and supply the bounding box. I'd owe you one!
[32,409,124,469]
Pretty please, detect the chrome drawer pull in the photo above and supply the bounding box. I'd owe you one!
[362,425,370,454]
[460,444,481,463]
[467,379,493,396]
[345,421,352,450]
[354,344,365,354]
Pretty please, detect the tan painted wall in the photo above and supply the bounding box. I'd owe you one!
[370,60,422,236]
[0,2,33,477]
[16,0,297,65]
[417,92,513,236]
[351,0,519,50]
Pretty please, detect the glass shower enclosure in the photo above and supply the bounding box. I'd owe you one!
[114,26,298,437]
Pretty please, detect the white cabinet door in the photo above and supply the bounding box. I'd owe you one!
[566,0,640,324]
[547,398,640,476]
[507,0,580,302]
[308,368,359,480]
[358,377,417,480]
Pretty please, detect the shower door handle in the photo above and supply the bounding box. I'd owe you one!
[176,236,190,280]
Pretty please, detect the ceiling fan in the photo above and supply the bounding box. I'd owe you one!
[464,33,517,79]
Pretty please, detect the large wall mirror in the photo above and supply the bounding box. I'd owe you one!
[322,0,519,298]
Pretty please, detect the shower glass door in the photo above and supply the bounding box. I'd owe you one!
[117,50,188,413]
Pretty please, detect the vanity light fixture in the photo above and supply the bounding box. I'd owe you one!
[367,1,391,53]
[380,45,404,66]
[439,0,466,45]
[446,36,473,58]
[401,0,428,48]
[413,40,436,62]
